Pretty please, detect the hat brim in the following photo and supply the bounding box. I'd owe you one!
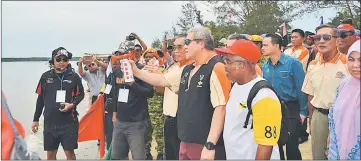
[214,47,234,56]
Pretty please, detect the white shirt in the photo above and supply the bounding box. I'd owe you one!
[224,76,281,159]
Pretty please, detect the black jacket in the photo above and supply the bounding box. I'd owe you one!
[34,69,85,125]
[112,68,153,122]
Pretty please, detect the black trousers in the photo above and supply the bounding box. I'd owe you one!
[299,118,309,140]
[164,116,180,160]
[279,101,302,160]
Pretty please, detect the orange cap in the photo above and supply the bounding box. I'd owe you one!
[214,39,262,64]
[337,24,355,31]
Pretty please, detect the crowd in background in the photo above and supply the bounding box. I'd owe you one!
[22,18,361,160]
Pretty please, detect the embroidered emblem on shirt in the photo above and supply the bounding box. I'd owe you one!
[46,78,54,83]
[335,71,346,79]
[181,72,189,84]
[63,80,72,83]
[266,68,270,73]
[238,101,247,109]
[197,74,204,88]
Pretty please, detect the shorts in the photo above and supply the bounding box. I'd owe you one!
[43,122,79,151]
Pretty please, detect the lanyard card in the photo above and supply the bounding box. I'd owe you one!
[118,88,129,103]
[104,84,112,94]
[56,90,66,103]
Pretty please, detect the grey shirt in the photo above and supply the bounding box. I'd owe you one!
[82,67,106,96]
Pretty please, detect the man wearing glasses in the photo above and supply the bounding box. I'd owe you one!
[302,24,349,160]
[78,55,108,104]
[130,27,230,160]
[32,47,85,160]
[336,24,357,55]
[145,34,192,160]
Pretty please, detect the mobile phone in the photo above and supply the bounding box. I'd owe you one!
[83,55,93,65]
[60,103,66,110]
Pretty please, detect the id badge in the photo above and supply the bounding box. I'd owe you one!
[118,89,129,103]
[104,84,112,94]
[56,90,66,103]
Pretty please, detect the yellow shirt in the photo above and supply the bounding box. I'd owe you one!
[302,53,348,109]
[162,63,182,117]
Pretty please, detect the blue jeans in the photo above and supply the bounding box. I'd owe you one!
[105,112,113,150]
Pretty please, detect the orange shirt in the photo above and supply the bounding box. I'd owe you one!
[284,45,310,72]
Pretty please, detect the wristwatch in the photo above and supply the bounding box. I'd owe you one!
[204,141,215,150]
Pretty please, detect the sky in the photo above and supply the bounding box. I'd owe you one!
[1,1,337,58]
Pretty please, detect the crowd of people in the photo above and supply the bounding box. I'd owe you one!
[28,20,360,160]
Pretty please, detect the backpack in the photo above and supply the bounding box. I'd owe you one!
[243,80,290,146]
[1,92,41,160]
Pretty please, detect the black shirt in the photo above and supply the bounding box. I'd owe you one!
[112,68,153,122]
[34,69,85,125]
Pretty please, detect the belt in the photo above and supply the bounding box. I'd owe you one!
[315,107,329,115]
[165,115,176,119]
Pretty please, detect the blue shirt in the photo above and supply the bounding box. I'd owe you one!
[262,53,308,116]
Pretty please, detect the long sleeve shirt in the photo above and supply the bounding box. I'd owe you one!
[112,69,154,122]
[262,53,308,116]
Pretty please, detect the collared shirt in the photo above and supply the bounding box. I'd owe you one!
[284,45,310,72]
[162,63,181,117]
[82,67,106,96]
[262,53,308,116]
[164,54,231,108]
[224,76,281,159]
[302,53,348,109]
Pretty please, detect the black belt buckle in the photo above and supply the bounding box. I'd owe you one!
[316,107,329,115]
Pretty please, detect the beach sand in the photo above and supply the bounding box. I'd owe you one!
[26,88,313,160]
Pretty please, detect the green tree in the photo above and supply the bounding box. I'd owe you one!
[176,1,204,33]
[205,1,299,34]
[151,38,161,49]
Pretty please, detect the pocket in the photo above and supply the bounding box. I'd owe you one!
[279,71,291,78]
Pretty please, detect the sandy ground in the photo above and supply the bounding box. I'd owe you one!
[27,88,313,160]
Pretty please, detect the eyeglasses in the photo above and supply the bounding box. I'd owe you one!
[87,63,96,67]
[173,45,184,51]
[224,58,245,65]
[55,57,69,63]
[145,56,154,59]
[185,39,201,45]
[314,34,338,42]
[135,49,142,52]
[339,32,354,39]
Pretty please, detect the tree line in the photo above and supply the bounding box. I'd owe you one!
[151,0,360,48]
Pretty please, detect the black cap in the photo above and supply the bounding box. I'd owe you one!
[51,47,73,59]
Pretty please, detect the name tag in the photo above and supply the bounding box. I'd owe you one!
[104,84,112,94]
[118,89,129,103]
[56,90,66,103]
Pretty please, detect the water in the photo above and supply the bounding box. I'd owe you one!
[2,61,96,159]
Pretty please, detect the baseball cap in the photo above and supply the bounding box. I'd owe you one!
[52,47,72,59]
[337,24,355,32]
[214,39,262,64]
[250,35,263,42]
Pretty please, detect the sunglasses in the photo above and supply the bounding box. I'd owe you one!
[339,32,354,39]
[185,39,201,45]
[55,57,69,63]
[314,34,338,42]
[87,63,96,67]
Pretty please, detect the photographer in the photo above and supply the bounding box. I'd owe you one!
[127,33,148,64]
[78,55,107,104]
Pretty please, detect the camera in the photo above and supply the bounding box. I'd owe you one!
[126,33,136,41]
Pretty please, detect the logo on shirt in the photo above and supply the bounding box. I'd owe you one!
[335,71,346,79]
[180,72,189,84]
[197,74,204,88]
[266,68,270,73]
[238,101,247,109]
[46,78,54,84]
[63,80,72,84]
